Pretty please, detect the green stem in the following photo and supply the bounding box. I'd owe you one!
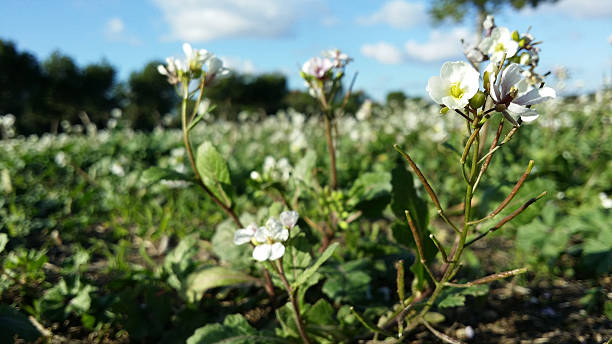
[276,260,311,344]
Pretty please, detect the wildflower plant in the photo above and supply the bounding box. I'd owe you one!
[351,16,557,342]
[145,15,561,344]
[300,49,355,190]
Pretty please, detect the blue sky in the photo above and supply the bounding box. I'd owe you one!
[1,0,611,100]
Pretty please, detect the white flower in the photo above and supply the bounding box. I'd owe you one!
[599,192,612,209]
[483,15,495,36]
[426,61,480,110]
[323,49,352,68]
[157,57,182,85]
[183,43,210,71]
[489,63,556,123]
[233,223,258,245]
[302,57,333,80]
[280,211,299,229]
[252,218,289,261]
[479,27,518,62]
[205,56,230,84]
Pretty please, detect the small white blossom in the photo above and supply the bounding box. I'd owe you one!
[233,223,258,245]
[483,15,495,36]
[182,43,210,71]
[323,49,352,68]
[479,27,518,62]
[280,211,299,229]
[252,218,289,261]
[302,57,333,80]
[599,192,612,209]
[426,61,480,110]
[205,56,230,84]
[110,162,125,177]
[489,63,556,123]
[157,57,182,85]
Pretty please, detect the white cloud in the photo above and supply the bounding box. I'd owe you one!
[221,56,257,74]
[522,0,612,18]
[356,1,427,29]
[104,17,142,45]
[106,17,124,35]
[361,42,404,64]
[152,0,306,41]
[404,28,472,62]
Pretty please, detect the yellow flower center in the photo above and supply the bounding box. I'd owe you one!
[450,83,464,99]
[495,42,505,52]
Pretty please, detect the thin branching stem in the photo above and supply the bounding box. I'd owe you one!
[394,144,461,234]
[469,160,534,225]
[465,191,547,247]
[405,211,438,284]
[276,260,311,344]
[445,267,528,287]
[473,118,504,190]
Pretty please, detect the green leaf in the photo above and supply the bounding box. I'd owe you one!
[604,300,612,320]
[390,160,435,293]
[142,167,191,185]
[305,299,336,326]
[322,259,371,303]
[0,233,7,254]
[423,312,445,324]
[304,299,338,343]
[348,171,391,205]
[195,141,232,207]
[390,161,429,230]
[293,242,339,288]
[293,150,317,185]
[0,305,41,342]
[188,104,217,132]
[187,314,283,344]
[184,267,256,303]
[460,284,489,297]
[438,294,465,308]
[211,220,253,269]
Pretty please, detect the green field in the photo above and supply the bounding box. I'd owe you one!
[1,90,611,343]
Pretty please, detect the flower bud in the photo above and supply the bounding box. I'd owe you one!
[519,38,526,48]
[495,103,507,112]
[440,106,449,115]
[519,52,530,65]
[483,71,491,92]
[512,30,520,42]
[469,91,486,109]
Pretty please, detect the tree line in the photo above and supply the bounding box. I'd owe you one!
[0,39,368,135]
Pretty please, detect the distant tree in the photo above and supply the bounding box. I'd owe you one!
[41,51,82,132]
[80,61,121,126]
[283,90,320,116]
[429,0,559,42]
[0,39,45,134]
[206,73,289,119]
[125,61,176,130]
[386,91,408,107]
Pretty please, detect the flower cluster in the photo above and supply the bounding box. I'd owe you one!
[429,16,555,124]
[233,211,299,261]
[301,49,352,99]
[157,43,229,86]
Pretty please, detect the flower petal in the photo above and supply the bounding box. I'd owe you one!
[252,244,272,261]
[426,76,448,105]
[280,211,299,229]
[269,243,285,260]
[254,226,269,243]
[233,224,257,245]
[442,95,468,110]
[500,64,523,97]
[513,87,556,106]
[507,104,539,122]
